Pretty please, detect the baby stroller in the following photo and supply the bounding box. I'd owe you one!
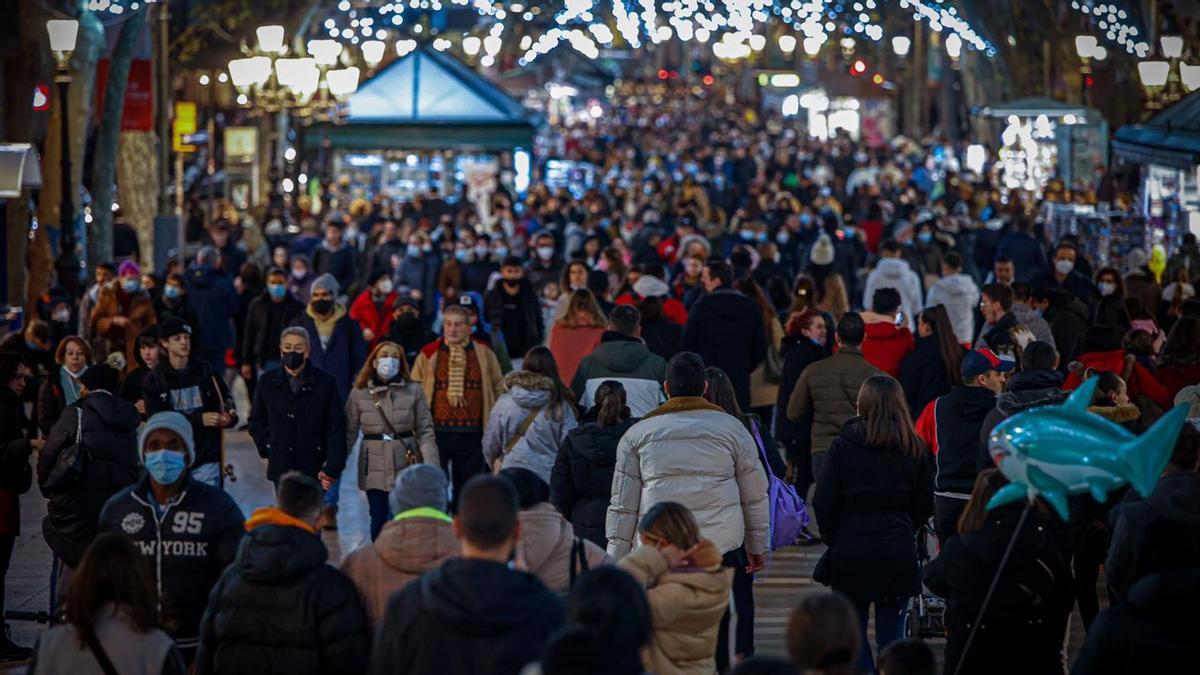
[905,517,946,639]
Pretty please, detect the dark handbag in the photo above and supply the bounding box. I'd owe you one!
[43,406,88,493]
[763,340,783,384]
[371,389,421,468]
[568,536,591,588]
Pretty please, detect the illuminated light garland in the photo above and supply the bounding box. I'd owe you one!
[1069,1,1149,57]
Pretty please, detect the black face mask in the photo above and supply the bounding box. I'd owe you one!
[311,299,334,315]
[503,279,520,289]
[281,351,306,371]
[394,314,420,329]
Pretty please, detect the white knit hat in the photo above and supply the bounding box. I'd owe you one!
[139,411,196,466]
[633,275,670,298]
[809,234,835,266]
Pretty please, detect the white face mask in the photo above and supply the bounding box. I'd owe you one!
[375,356,401,381]
[537,246,555,261]
[376,279,394,295]
[1055,259,1074,275]
[1098,281,1116,296]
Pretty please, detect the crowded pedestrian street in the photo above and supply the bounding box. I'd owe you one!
[2,1,1200,675]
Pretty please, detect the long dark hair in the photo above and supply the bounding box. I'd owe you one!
[593,380,630,427]
[957,469,1008,535]
[66,533,163,646]
[1160,316,1200,368]
[1093,295,1132,336]
[856,375,925,458]
[919,305,964,389]
[735,277,776,340]
[703,367,751,432]
[522,346,578,415]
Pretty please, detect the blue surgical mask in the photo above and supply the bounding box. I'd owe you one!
[495,246,509,258]
[122,278,141,293]
[799,213,812,226]
[917,231,933,244]
[843,226,857,238]
[739,230,756,241]
[455,249,468,262]
[163,285,181,299]
[143,450,187,485]
[268,283,287,299]
[406,244,422,257]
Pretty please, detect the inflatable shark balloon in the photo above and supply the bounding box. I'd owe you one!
[986,377,1190,520]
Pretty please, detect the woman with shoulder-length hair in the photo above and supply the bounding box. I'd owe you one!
[37,336,93,437]
[482,346,579,482]
[346,340,438,540]
[548,288,608,384]
[899,304,965,420]
[813,375,934,673]
[924,469,1073,675]
[29,532,185,675]
[550,380,635,547]
[736,278,785,423]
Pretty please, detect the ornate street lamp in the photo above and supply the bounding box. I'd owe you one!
[47,18,80,297]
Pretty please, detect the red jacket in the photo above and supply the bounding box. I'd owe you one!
[615,292,689,326]
[348,289,398,349]
[1063,349,1172,411]
[1157,363,1200,401]
[861,320,915,379]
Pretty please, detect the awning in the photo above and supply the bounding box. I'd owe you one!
[974,97,1098,120]
[308,43,538,152]
[0,143,42,198]
[1113,89,1200,170]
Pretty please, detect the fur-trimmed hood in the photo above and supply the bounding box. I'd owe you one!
[1088,403,1142,424]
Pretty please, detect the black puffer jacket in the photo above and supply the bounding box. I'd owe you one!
[898,335,952,421]
[550,413,636,547]
[196,519,369,675]
[369,558,565,675]
[1071,569,1200,675]
[813,418,934,603]
[1105,471,1200,605]
[681,289,768,410]
[924,505,1074,675]
[774,337,825,442]
[37,392,141,567]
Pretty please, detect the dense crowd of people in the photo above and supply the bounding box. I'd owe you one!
[1,81,1198,675]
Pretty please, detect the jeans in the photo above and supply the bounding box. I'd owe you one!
[435,431,485,513]
[367,489,391,541]
[325,478,341,507]
[934,495,969,544]
[850,597,909,672]
[715,547,755,671]
[191,462,221,488]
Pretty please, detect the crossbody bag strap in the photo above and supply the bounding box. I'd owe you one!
[749,418,776,480]
[81,629,122,675]
[503,406,543,456]
[369,389,400,437]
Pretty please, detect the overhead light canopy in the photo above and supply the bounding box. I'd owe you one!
[307,39,343,67]
[46,19,79,55]
[361,39,386,65]
[228,56,272,89]
[256,25,285,54]
[945,33,963,60]
[1138,60,1170,88]
[1075,35,1098,58]
[1161,35,1184,59]
[892,35,911,57]
[1182,63,1200,92]
[778,34,796,54]
[325,67,360,100]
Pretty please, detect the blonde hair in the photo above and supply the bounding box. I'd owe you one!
[638,502,701,549]
[353,341,410,389]
[55,336,93,367]
[555,288,607,329]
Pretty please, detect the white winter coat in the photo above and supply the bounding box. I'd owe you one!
[605,397,770,558]
[925,273,981,344]
[863,258,923,331]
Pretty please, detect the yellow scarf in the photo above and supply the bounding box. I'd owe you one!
[306,303,346,341]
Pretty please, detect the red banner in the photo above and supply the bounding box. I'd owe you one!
[95,59,154,131]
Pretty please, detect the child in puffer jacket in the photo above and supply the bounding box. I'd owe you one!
[618,502,733,675]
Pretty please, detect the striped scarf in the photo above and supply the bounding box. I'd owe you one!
[446,342,467,407]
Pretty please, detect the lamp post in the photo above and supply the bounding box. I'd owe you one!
[892,35,911,136]
[1074,36,1107,107]
[1160,35,1185,104]
[47,18,80,298]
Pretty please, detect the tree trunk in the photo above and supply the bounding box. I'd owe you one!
[118,131,159,268]
[68,4,104,274]
[90,6,146,266]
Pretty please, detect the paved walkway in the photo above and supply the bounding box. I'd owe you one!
[3,430,1094,671]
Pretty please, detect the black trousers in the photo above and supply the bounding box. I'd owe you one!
[715,547,755,671]
[781,439,814,499]
[436,431,485,513]
[0,534,13,624]
[934,495,969,544]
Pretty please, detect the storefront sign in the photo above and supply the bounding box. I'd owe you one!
[172,102,197,153]
[95,59,154,131]
[224,126,258,163]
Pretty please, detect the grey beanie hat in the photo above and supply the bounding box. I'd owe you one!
[389,464,449,515]
[310,272,340,295]
[139,411,196,466]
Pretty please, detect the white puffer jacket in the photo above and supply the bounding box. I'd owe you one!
[605,397,770,558]
[925,272,981,344]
